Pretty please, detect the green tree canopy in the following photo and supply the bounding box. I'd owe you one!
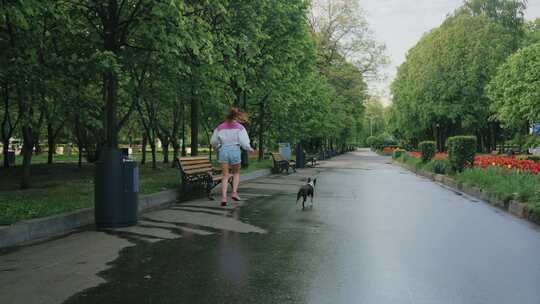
[487,42,540,129]
[391,8,517,150]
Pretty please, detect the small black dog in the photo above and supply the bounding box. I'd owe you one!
[296,177,317,209]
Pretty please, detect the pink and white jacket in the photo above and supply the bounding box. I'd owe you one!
[210,121,253,151]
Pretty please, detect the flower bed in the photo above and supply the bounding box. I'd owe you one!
[408,151,447,160]
[474,156,540,175]
[382,147,397,154]
[408,151,421,158]
[408,152,539,175]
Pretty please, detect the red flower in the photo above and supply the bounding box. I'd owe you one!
[473,155,540,175]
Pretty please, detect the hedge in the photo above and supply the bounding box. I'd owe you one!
[392,148,406,159]
[418,141,436,163]
[446,136,477,172]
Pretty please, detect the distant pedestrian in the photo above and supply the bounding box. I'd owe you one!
[211,107,254,206]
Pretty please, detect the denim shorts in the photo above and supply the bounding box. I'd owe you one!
[219,145,241,165]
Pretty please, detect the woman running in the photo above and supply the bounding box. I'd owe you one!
[210,107,254,206]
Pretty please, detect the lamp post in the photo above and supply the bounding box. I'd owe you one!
[366,115,375,137]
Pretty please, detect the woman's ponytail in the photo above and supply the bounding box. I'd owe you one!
[226,107,248,123]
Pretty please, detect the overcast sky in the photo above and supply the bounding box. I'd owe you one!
[360,0,540,104]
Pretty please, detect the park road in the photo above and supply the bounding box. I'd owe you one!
[4,149,540,304]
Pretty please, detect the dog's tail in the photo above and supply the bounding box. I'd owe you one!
[296,191,302,204]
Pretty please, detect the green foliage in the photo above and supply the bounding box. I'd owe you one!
[446,136,477,172]
[366,136,377,148]
[1,0,384,188]
[399,153,423,170]
[456,167,540,203]
[528,156,540,162]
[524,18,540,46]
[368,134,397,150]
[487,43,540,130]
[424,159,452,175]
[361,99,387,142]
[516,155,540,162]
[392,148,406,159]
[419,141,436,163]
[391,7,518,150]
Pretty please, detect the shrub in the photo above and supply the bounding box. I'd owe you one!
[424,159,452,175]
[418,141,436,163]
[381,135,398,148]
[366,136,377,148]
[446,136,477,172]
[528,155,540,162]
[392,148,406,159]
[367,134,397,151]
[399,153,423,170]
[382,147,396,155]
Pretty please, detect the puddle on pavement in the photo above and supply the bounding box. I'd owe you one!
[63,194,315,304]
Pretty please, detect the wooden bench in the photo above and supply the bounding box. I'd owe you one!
[271,152,296,174]
[176,156,231,199]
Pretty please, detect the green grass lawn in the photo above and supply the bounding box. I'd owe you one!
[0,158,272,225]
[13,151,181,165]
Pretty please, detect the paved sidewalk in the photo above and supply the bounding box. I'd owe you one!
[0,167,320,304]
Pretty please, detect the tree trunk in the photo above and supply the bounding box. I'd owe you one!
[34,141,42,155]
[1,85,11,168]
[102,1,120,149]
[150,142,157,170]
[181,108,187,157]
[141,134,147,165]
[241,90,249,168]
[190,86,199,156]
[258,96,268,161]
[162,140,169,163]
[171,144,179,167]
[489,124,496,153]
[171,106,180,167]
[78,143,83,168]
[47,123,55,164]
[20,127,34,189]
[2,139,9,168]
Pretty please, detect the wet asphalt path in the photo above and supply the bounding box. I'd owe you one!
[64,150,540,304]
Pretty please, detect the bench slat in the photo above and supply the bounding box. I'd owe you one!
[183,163,213,171]
[180,159,211,165]
[271,153,284,161]
[184,168,213,175]
[179,156,209,161]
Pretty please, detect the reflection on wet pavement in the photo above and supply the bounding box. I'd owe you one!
[4,150,540,304]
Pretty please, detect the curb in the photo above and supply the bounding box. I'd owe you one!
[393,160,536,225]
[0,168,272,249]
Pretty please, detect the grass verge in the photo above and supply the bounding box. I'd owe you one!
[0,159,272,225]
[395,154,540,220]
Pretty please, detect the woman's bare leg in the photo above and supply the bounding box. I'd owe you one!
[231,164,241,198]
[221,163,230,202]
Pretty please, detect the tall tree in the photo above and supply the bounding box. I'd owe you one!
[487,42,540,130]
[391,9,518,151]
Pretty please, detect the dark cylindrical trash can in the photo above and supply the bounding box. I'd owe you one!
[295,144,305,169]
[95,148,138,229]
[7,150,15,165]
[121,148,130,158]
